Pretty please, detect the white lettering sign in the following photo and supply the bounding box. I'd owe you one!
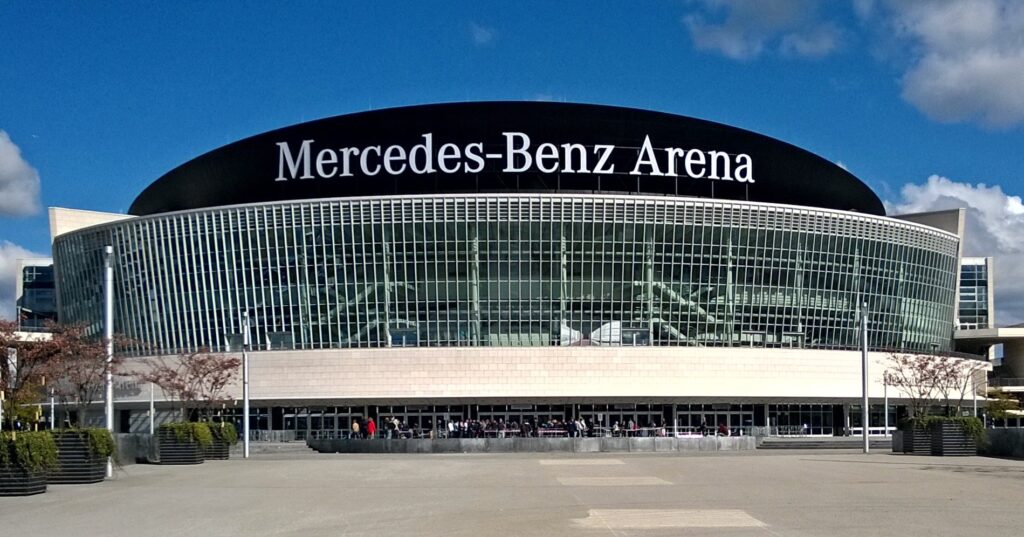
[275,133,755,184]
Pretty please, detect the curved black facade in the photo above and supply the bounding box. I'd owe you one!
[129,102,884,216]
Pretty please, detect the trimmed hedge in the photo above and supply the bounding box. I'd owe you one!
[0,431,58,473]
[209,422,238,445]
[160,422,214,448]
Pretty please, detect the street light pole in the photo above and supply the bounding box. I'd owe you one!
[861,301,870,454]
[972,376,978,418]
[103,245,114,477]
[883,380,889,437]
[149,382,155,435]
[242,312,251,459]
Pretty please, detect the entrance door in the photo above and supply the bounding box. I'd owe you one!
[832,406,845,436]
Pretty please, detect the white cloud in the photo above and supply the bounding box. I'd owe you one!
[682,0,840,60]
[0,131,42,217]
[0,241,46,320]
[865,0,1024,128]
[889,175,1024,325]
[779,23,840,58]
[470,22,496,46]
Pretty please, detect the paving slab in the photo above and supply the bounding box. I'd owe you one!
[1,451,1023,536]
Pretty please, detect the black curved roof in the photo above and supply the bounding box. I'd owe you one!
[129,102,884,216]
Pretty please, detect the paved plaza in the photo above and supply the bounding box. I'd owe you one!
[3,450,1024,536]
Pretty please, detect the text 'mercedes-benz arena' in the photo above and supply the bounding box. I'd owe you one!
[53,102,963,437]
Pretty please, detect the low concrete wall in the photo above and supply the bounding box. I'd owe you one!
[308,436,761,454]
[982,429,1024,458]
[114,433,157,465]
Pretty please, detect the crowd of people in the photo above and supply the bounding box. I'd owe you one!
[341,417,727,439]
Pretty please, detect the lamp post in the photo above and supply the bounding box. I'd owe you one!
[972,374,978,418]
[103,245,114,477]
[883,379,889,437]
[861,301,870,454]
[242,312,251,459]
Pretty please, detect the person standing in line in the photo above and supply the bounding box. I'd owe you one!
[352,419,361,439]
[366,417,377,439]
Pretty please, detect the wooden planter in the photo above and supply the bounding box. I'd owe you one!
[0,465,47,496]
[49,431,107,484]
[902,426,930,454]
[204,437,231,460]
[930,422,977,456]
[157,429,204,465]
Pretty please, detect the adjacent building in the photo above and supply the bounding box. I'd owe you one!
[14,258,57,332]
[958,257,994,330]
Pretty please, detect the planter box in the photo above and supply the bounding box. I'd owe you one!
[901,426,930,454]
[930,422,977,456]
[157,429,204,465]
[49,431,106,484]
[204,437,231,460]
[0,466,47,496]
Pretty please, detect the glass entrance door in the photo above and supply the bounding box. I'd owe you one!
[675,404,754,436]
[375,405,467,438]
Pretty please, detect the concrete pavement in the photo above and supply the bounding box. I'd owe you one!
[2,450,1023,536]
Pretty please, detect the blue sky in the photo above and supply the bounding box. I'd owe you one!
[1,1,1023,321]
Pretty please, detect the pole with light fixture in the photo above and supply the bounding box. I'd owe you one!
[861,300,870,454]
[242,312,251,459]
[103,245,114,477]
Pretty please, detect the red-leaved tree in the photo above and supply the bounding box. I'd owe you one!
[135,350,241,421]
[883,353,941,420]
[44,323,126,428]
[0,320,54,429]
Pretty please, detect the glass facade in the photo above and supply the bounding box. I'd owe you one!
[957,258,990,329]
[53,194,959,355]
[17,263,57,332]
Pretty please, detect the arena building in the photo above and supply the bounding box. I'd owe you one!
[48,102,983,437]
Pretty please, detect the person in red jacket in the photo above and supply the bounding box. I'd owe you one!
[366,417,377,439]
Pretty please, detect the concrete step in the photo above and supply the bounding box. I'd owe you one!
[229,442,317,455]
[759,437,892,450]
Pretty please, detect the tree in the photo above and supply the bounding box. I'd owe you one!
[189,352,242,419]
[0,320,60,430]
[932,356,989,416]
[135,350,241,421]
[883,353,942,420]
[985,388,1021,421]
[885,353,991,420]
[0,321,129,429]
[44,323,125,428]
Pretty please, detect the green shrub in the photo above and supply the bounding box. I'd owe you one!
[209,422,239,445]
[160,422,214,448]
[0,431,58,473]
[84,428,117,459]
